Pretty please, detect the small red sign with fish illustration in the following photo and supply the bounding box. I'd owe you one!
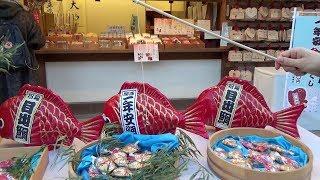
[288,88,308,106]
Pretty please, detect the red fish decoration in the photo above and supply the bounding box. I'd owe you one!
[102,82,208,138]
[288,88,308,106]
[0,85,104,146]
[196,77,306,138]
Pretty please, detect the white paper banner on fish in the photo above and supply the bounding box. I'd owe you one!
[120,89,140,134]
[13,91,44,144]
[215,82,243,129]
[284,13,320,129]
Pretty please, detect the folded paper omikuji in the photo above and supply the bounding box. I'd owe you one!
[196,77,306,138]
[0,85,105,146]
[102,82,208,138]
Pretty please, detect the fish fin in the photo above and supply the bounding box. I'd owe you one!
[181,100,209,139]
[120,82,175,109]
[274,104,306,138]
[18,84,76,120]
[218,77,270,111]
[79,115,105,143]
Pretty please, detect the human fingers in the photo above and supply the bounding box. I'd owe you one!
[280,48,307,59]
[282,66,306,76]
[276,56,303,69]
[275,61,281,70]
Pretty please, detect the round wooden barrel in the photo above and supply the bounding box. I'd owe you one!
[207,128,313,180]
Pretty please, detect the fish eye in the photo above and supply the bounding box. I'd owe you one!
[0,118,3,129]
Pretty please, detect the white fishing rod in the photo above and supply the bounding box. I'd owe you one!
[132,0,277,61]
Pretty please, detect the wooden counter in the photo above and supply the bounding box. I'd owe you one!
[36,47,228,61]
[36,47,228,87]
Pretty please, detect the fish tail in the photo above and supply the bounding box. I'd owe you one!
[274,104,306,138]
[79,115,105,143]
[180,100,209,139]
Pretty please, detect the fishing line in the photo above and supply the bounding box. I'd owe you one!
[136,4,148,122]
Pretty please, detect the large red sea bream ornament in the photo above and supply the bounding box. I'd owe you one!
[0,85,105,146]
[102,82,208,138]
[196,77,306,138]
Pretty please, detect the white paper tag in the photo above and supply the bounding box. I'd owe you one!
[120,89,140,134]
[215,82,243,129]
[13,91,43,144]
[134,44,159,62]
[220,22,230,46]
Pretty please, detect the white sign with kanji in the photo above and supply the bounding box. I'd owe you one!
[215,82,243,129]
[120,89,140,134]
[284,11,320,129]
[13,91,43,144]
[134,44,159,63]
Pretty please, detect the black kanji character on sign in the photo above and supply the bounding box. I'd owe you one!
[313,37,320,46]
[27,94,34,99]
[222,100,235,113]
[233,85,241,91]
[15,125,29,141]
[226,90,237,102]
[316,20,320,24]
[314,27,320,36]
[217,111,232,125]
[123,96,133,101]
[128,91,134,96]
[124,113,135,126]
[21,100,36,115]
[138,53,143,61]
[123,101,134,113]
[33,94,41,101]
[125,126,132,131]
[17,113,31,127]
[227,83,235,89]
[70,0,79,10]
[129,126,137,133]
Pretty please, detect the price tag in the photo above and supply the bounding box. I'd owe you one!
[134,44,159,62]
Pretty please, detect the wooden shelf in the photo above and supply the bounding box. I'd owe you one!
[36,47,228,55]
